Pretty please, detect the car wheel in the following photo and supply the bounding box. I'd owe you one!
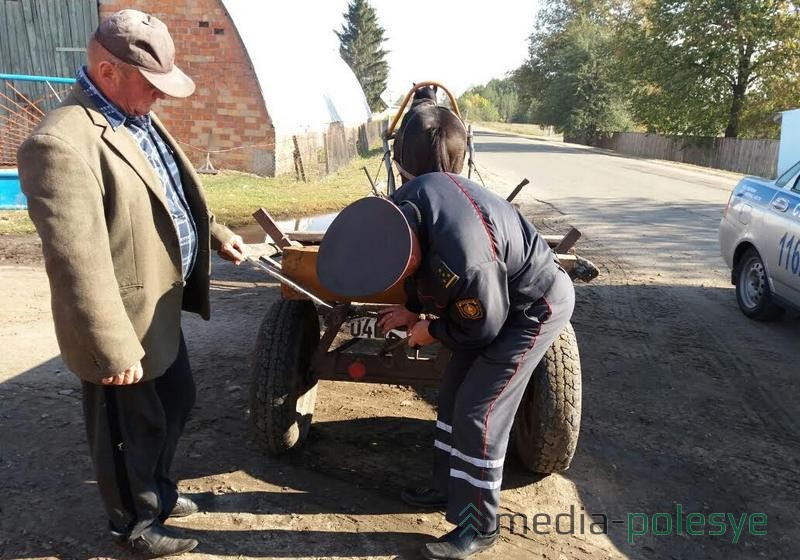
[735,248,784,321]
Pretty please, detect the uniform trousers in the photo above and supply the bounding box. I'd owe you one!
[81,333,195,539]
[432,269,575,532]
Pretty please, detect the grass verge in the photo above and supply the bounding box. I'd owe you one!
[0,211,35,235]
[203,148,385,229]
[0,148,386,236]
[474,121,563,141]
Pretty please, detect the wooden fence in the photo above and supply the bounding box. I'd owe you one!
[0,0,96,114]
[357,119,388,155]
[586,132,779,178]
[275,119,388,180]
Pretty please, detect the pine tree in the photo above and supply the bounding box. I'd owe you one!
[335,0,389,112]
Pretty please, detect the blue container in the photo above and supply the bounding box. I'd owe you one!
[0,169,26,210]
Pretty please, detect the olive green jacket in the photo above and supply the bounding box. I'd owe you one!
[18,86,233,383]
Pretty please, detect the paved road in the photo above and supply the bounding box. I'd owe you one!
[475,130,738,284]
[473,130,800,559]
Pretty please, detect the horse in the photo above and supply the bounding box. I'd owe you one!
[392,85,468,184]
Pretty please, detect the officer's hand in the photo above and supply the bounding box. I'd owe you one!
[102,361,143,385]
[377,305,419,331]
[219,234,247,265]
[408,320,435,347]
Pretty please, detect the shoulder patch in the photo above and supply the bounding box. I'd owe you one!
[455,297,484,320]
[436,259,460,289]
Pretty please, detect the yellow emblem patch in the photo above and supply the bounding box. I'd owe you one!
[455,298,484,320]
[436,261,459,289]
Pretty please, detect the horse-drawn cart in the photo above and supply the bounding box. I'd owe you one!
[245,83,598,474]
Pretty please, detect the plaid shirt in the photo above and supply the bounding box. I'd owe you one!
[77,67,197,280]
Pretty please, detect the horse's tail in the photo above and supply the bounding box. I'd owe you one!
[430,126,452,173]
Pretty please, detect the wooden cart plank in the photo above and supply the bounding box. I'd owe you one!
[284,231,576,250]
[278,245,587,303]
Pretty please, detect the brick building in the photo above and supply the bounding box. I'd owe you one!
[98,0,372,176]
[98,0,276,174]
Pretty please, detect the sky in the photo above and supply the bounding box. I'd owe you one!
[255,1,539,102]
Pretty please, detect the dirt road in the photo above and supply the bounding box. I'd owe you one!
[1,135,798,559]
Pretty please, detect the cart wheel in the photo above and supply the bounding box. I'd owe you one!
[250,299,320,455]
[513,322,581,474]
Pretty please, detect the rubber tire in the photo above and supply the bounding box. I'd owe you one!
[513,322,582,474]
[735,248,784,321]
[250,299,320,455]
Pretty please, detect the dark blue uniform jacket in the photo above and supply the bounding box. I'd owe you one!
[391,173,559,351]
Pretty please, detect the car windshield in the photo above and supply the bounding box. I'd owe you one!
[775,160,800,188]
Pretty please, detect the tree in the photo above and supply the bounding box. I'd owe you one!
[519,0,632,141]
[626,0,800,137]
[458,92,501,122]
[510,64,539,122]
[463,79,520,122]
[738,62,800,137]
[335,0,389,112]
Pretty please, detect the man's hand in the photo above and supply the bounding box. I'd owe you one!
[408,319,436,347]
[218,234,247,265]
[377,305,420,331]
[102,361,143,385]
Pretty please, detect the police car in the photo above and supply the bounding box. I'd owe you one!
[719,159,800,320]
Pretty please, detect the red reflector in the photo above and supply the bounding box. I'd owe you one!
[347,361,367,380]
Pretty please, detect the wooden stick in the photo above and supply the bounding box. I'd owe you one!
[252,207,294,250]
[506,178,530,202]
[553,228,582,254]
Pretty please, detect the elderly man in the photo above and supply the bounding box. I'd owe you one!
[317,172,575,559]
[18,9,245,557]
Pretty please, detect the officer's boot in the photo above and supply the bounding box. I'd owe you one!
[421,526,500,559]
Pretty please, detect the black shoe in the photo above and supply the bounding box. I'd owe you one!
[114,523,198,558]
[400,487,447,509]
[422,526,499,559]
[169,495,200,518]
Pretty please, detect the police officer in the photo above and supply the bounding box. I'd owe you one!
[317,172,575,559]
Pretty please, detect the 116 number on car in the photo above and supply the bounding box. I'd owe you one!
[778,232,800,274]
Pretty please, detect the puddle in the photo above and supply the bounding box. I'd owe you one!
[234,212,339,243]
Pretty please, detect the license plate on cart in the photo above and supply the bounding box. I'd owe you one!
[346,316,383,339]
